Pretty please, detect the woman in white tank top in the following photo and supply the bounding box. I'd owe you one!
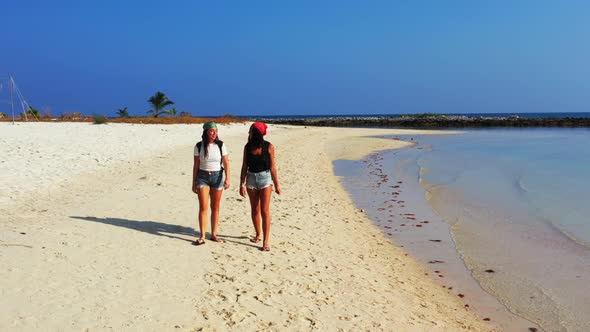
[191,122,230,245]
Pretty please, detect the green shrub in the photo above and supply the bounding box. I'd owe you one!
[92,114,108,124]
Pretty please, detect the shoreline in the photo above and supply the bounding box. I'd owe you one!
[1,123,497,331]
[333,135,540,331]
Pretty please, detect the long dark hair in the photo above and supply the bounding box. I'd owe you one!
[246,126,264,151]
[201,129,222,158]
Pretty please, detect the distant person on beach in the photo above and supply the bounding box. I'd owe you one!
[192,122,230,245]
[239,122,281,251]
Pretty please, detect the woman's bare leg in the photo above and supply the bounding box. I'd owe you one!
[247,188,261,242]
[197,186,210,242]
[209,188,224,242]
[259,186,273,250]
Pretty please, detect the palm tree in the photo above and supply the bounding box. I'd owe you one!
[147,91,174,118]
[117,107,129,117]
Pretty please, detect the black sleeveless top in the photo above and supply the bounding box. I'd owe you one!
[246,141,270,173]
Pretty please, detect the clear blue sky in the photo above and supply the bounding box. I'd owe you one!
[2,1,590,117]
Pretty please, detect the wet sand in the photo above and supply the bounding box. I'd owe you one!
[335,143,539,331]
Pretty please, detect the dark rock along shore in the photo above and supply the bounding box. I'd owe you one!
[258,115,590,128]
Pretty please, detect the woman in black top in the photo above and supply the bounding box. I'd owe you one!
[239,122,281,251]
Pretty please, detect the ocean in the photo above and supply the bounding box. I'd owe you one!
[334,128,590,331]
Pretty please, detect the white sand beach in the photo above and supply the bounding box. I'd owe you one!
[0,122,497,331]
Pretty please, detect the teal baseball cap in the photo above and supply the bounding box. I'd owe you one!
[203,121,217,130]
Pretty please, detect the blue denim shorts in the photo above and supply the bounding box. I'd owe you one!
[196,170,224,190]
[246,170,273,190]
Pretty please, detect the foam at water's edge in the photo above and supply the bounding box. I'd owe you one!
[427,183,590,332]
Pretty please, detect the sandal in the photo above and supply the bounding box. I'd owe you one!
[210,236,224,243]
[193,238,205,246]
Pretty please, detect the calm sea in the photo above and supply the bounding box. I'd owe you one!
[334,128,590,331]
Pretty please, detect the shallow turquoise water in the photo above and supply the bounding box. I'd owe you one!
[416,128,590,248]
[334,128,590,331]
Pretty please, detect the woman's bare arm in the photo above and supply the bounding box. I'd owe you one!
[239,146,248,197]
[269,143,281,194]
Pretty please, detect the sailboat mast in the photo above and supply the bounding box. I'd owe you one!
[9,76,15,124]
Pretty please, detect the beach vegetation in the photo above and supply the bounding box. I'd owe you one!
[165,107,178,116]
[26,106,41,119]
[92,114,108,124]
[117,107,129,117]
[0,109,246,125]
[147,91,174,118]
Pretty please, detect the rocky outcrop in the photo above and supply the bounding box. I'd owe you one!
[258,115,590,128]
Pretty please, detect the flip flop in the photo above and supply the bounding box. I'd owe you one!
[260,246,270,252]
[250,237,261,243]
[210,236,224,243]
[192,238,205,246]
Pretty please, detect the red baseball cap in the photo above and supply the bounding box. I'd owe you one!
[252,122,268,136]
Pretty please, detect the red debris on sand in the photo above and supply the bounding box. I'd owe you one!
[400,224,406,226]
[422,221,429,223]
[485,269,495,273]
[458,294,465,298]
[429,239,441,242]
[416,225,422,227]
[464,304,469,308]
[483,318,491,321]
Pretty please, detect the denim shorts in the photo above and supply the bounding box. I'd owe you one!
[196,170,224,190]
[246,170,273,190]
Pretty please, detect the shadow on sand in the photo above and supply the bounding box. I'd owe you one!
[70,216,260,248]
[70,216,197,243]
